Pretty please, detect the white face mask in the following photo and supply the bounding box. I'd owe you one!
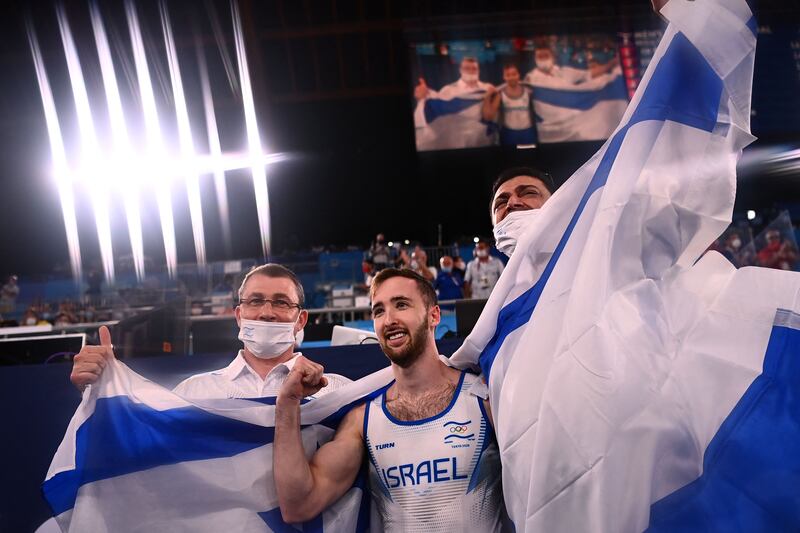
[536,58,555,72]
[493,209,539,257]
[476,249,489,258]
[238,318,299,359]
[461,72,478,83]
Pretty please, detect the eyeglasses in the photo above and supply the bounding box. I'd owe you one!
[239,297,301,312]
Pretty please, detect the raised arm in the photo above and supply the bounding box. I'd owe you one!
[482,86,501,122]
[274,357,365,523]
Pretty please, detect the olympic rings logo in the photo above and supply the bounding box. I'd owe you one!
[449,425,469,433]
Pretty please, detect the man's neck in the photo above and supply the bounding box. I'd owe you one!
[241,348,295,379]
[391,344,459,397]
[504,84,523,97]
[479,256,489,263]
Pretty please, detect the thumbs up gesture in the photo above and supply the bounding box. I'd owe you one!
[414,78,429,100]
[70,325,116,391]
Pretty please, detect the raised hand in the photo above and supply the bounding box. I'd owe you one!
[70,325,116,391]
[414,78,429,100]
[278,355,328,403]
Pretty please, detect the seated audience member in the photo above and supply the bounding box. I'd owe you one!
[21,308,40,327]
[70,264,351,399]
[434,255,465,309]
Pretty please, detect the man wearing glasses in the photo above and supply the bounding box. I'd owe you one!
[69,263,350,399]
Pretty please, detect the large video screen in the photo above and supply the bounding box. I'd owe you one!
[410,34,631,151]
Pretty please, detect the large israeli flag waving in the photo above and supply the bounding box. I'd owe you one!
[43,359,394,532]
[451,0,800,531]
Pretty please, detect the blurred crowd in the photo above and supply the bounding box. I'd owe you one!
[709,211,800,271]
[363,233,506,305]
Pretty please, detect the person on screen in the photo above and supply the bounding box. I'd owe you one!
[413,56,496,150]
[523,41,626,143]
[482,63,538,146]
[69,264,350,399]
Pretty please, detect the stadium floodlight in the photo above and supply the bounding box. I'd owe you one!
[747,210,756,221]
[125,0,178,278]
[232,0,271,258]
[160,1,206,267]
[89,0,145,282]
[27,22,83,284]
[56,4,115,285]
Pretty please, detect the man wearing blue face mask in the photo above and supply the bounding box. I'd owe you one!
[69,263,351,399]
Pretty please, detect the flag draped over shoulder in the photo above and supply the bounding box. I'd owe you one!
[451,1,800,531]
[43,359,394,532]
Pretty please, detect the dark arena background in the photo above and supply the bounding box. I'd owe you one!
[0,0,798,531]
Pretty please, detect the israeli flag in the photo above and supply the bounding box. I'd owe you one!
[524,66,628,143]
[43,359,394,532]
[414,79,495,151]
[452,1,800,531]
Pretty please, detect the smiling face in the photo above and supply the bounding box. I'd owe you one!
[371,276,440,368]
[491,175,552,226]
[503,65,520,87]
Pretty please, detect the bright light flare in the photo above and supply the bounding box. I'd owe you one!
[89,0,145,282]
[197,41,232,256]
[27,22,82,283]
[160,1,206,267]
[232,0,271,258]
[56,4,115,284]
[126,0,177,278]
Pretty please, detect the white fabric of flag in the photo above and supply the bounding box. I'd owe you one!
[43,359,395,532]
[523,65,628,143]
[414,79,495,151]
[451,0,800,531]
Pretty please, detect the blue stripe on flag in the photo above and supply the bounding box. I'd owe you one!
[42,385,389,516]
[478,32,723,380]
[531,75,628,110]
[42,396,277,515]
[424,95,485,123]
[646,310,800,532]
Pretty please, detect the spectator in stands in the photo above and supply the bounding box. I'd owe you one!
[362,258,376,287]
[464,240,505,300]
[453,255,467,280]
[70,263,351,399]
[396,247,412,269]
[434,255,464,309]
[368,233,392,271]
[54,312,74,327]
[757,229,800,271]
[21,308,37,326]
[410,246,436,282]
[0,275,19,315]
